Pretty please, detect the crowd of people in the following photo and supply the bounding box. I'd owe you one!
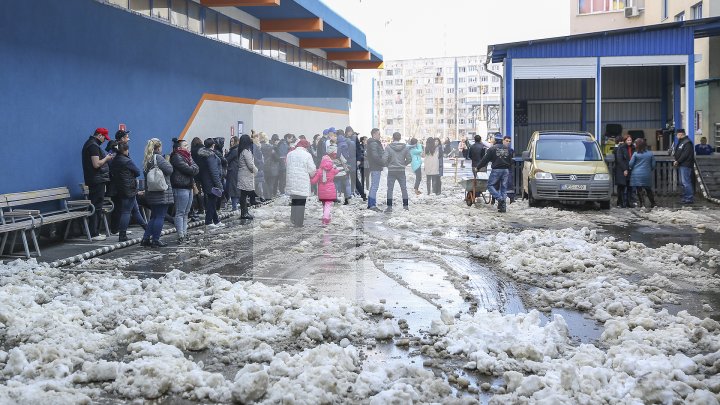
[81,124,518,247]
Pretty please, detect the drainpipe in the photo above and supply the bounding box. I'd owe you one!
[484,55,503,134]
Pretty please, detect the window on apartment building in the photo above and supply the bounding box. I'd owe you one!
[218,14,231,43]
[426,109,433,114]
[459,119,465,124]
[385,80,393,86]
[491,86,499,93]
[129,0,150,15]
[458,78,466,83]
[425,88,432,94]
[458,67,466,73]
[469,87,478,93]
[204,9,218,39]
[693,2,703,19]
[578,0,625,14]
[448,78,455,84]
[386,119,393,125]
[395,79,403,85]
[416,89,423,95]
[426,119,434,124]
[469,66,477,71]
[170,0,187,27]
[675,12,685,21]
[492,76,500,82]
[480,76,488,82]
[425,97,434,103]
[385,90,393,95]
[386,70,393,76]
[152,0,169,20]
[447,88,455,94]
[469,77,477,83]
[187,2,201,33]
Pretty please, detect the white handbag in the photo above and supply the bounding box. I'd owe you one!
[146,155,168,192]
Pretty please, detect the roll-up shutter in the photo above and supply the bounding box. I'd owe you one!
[512,58,597,80]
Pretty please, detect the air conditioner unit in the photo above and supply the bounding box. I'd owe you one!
[625,5,641,17]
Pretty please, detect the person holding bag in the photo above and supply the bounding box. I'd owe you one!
[142,138,174,247]
[170,138,199,243]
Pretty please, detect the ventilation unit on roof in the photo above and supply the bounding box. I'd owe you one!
[625,5,641,17]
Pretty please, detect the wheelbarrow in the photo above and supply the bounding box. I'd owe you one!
[460,174,490,206]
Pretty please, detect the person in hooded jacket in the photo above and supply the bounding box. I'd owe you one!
[366,128,385,211]
[170,138,199,243]
[226,136,242,211]
[333,133,353,205]
[285,139,317,227]
[261,133,280,199]
[141,138,174,247]
[252,132,266,203]
[109,142,146,242]
[382,132,412,213]
[82,127,114,241]
[197,138,224,228]
[236,134,257,220]
[311,155,341,225]
[409,138,423,195]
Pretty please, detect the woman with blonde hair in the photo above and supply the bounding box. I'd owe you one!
[142,138,174,247]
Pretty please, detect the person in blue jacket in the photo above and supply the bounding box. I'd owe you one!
[695,137,714,155]
[409,138,423,195]
[629,138,657,208]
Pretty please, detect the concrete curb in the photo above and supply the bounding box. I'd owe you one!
[49,210,241,268]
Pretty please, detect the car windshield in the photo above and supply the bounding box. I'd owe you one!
[534,139,602,161]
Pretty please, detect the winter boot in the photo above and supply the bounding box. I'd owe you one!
[498,200,507,213]
[240,198,253,220]
[118,231,128,243]
[384,199,393,214]
[343,198,350,205]
[402,199,409,210]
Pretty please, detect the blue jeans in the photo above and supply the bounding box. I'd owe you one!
[173,189,193,237]
[334,176,351,199]
[678,166,694,202]
[143,204,169,242]
[368,171,382,207]
[487,169,509,202]
[118,196,146,233]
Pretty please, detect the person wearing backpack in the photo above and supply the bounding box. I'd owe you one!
[382,132,412,213]
[141,138,174,247]
[311,155,341,225]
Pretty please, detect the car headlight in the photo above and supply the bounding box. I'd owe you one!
[593,173,610,181]
[535,172,553,180]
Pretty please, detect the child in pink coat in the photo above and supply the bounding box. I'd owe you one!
[311,155,340,225]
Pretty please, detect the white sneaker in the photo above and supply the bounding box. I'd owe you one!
[215,222,226,228]
[126,230,133,235]
[207,223,219,230]
[92,234,107,241]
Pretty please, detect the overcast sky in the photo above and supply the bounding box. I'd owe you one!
[322,0,571,60]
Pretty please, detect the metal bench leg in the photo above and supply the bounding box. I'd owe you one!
[8,232,18,255]
[64,219,73,240]
[0,233,8,256]
[30,228,41,257]
[20,231,31,259]
[103,212,111,236]
[82,218,92,241]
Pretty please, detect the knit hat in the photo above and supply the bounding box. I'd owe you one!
[296,139,310,149]
[327,144,338,154]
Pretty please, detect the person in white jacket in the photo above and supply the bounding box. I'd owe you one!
[285,139,317,227]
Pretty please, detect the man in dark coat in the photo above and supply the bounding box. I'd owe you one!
[81,127,113,240]
[476,134,513,213]
[614,135,634,207]
[673,129,695,204]
[197,138,224,226]
[277,134,292,194]
[468,134,487,179]
[108,129,131,234]
[366,128,385,211]
[109,142,146,242]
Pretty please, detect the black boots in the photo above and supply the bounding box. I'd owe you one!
[240,197,253,220]
[119,231,128,242]
[498,200,507,213]
[403,199,409,210]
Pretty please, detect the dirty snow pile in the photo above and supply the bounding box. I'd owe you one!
[637,207,720,232]
[428,307,720,403]
[0,259,456,404]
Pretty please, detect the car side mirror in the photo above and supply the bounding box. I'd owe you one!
[522,151,531,161]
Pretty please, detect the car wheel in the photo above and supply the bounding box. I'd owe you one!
[528,184,540,208]
[599,200,611,210]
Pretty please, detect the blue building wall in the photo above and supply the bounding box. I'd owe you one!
[0,0,351,195]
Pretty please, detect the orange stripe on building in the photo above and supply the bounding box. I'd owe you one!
[178,93,349,140]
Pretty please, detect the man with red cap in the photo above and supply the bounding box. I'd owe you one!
[81,128,113,241]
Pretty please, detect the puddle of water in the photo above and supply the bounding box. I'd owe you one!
[602,223,720,251]
[383,260,467,316]
[538,307,604,345]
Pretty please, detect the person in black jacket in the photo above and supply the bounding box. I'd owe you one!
[673,129,695,204]
[189,137,205,219]
[109,142,146,242]
[82,127,114,241]
[197,138,224,227]
[170,138,200,243]
[107,129,132,234]
[263,134,281,198]
[476,134,513,213]
[468,134,487,179]
[366,128,385,211]
[614,135,635,208]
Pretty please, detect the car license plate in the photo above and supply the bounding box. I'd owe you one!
[561,184,586,191]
